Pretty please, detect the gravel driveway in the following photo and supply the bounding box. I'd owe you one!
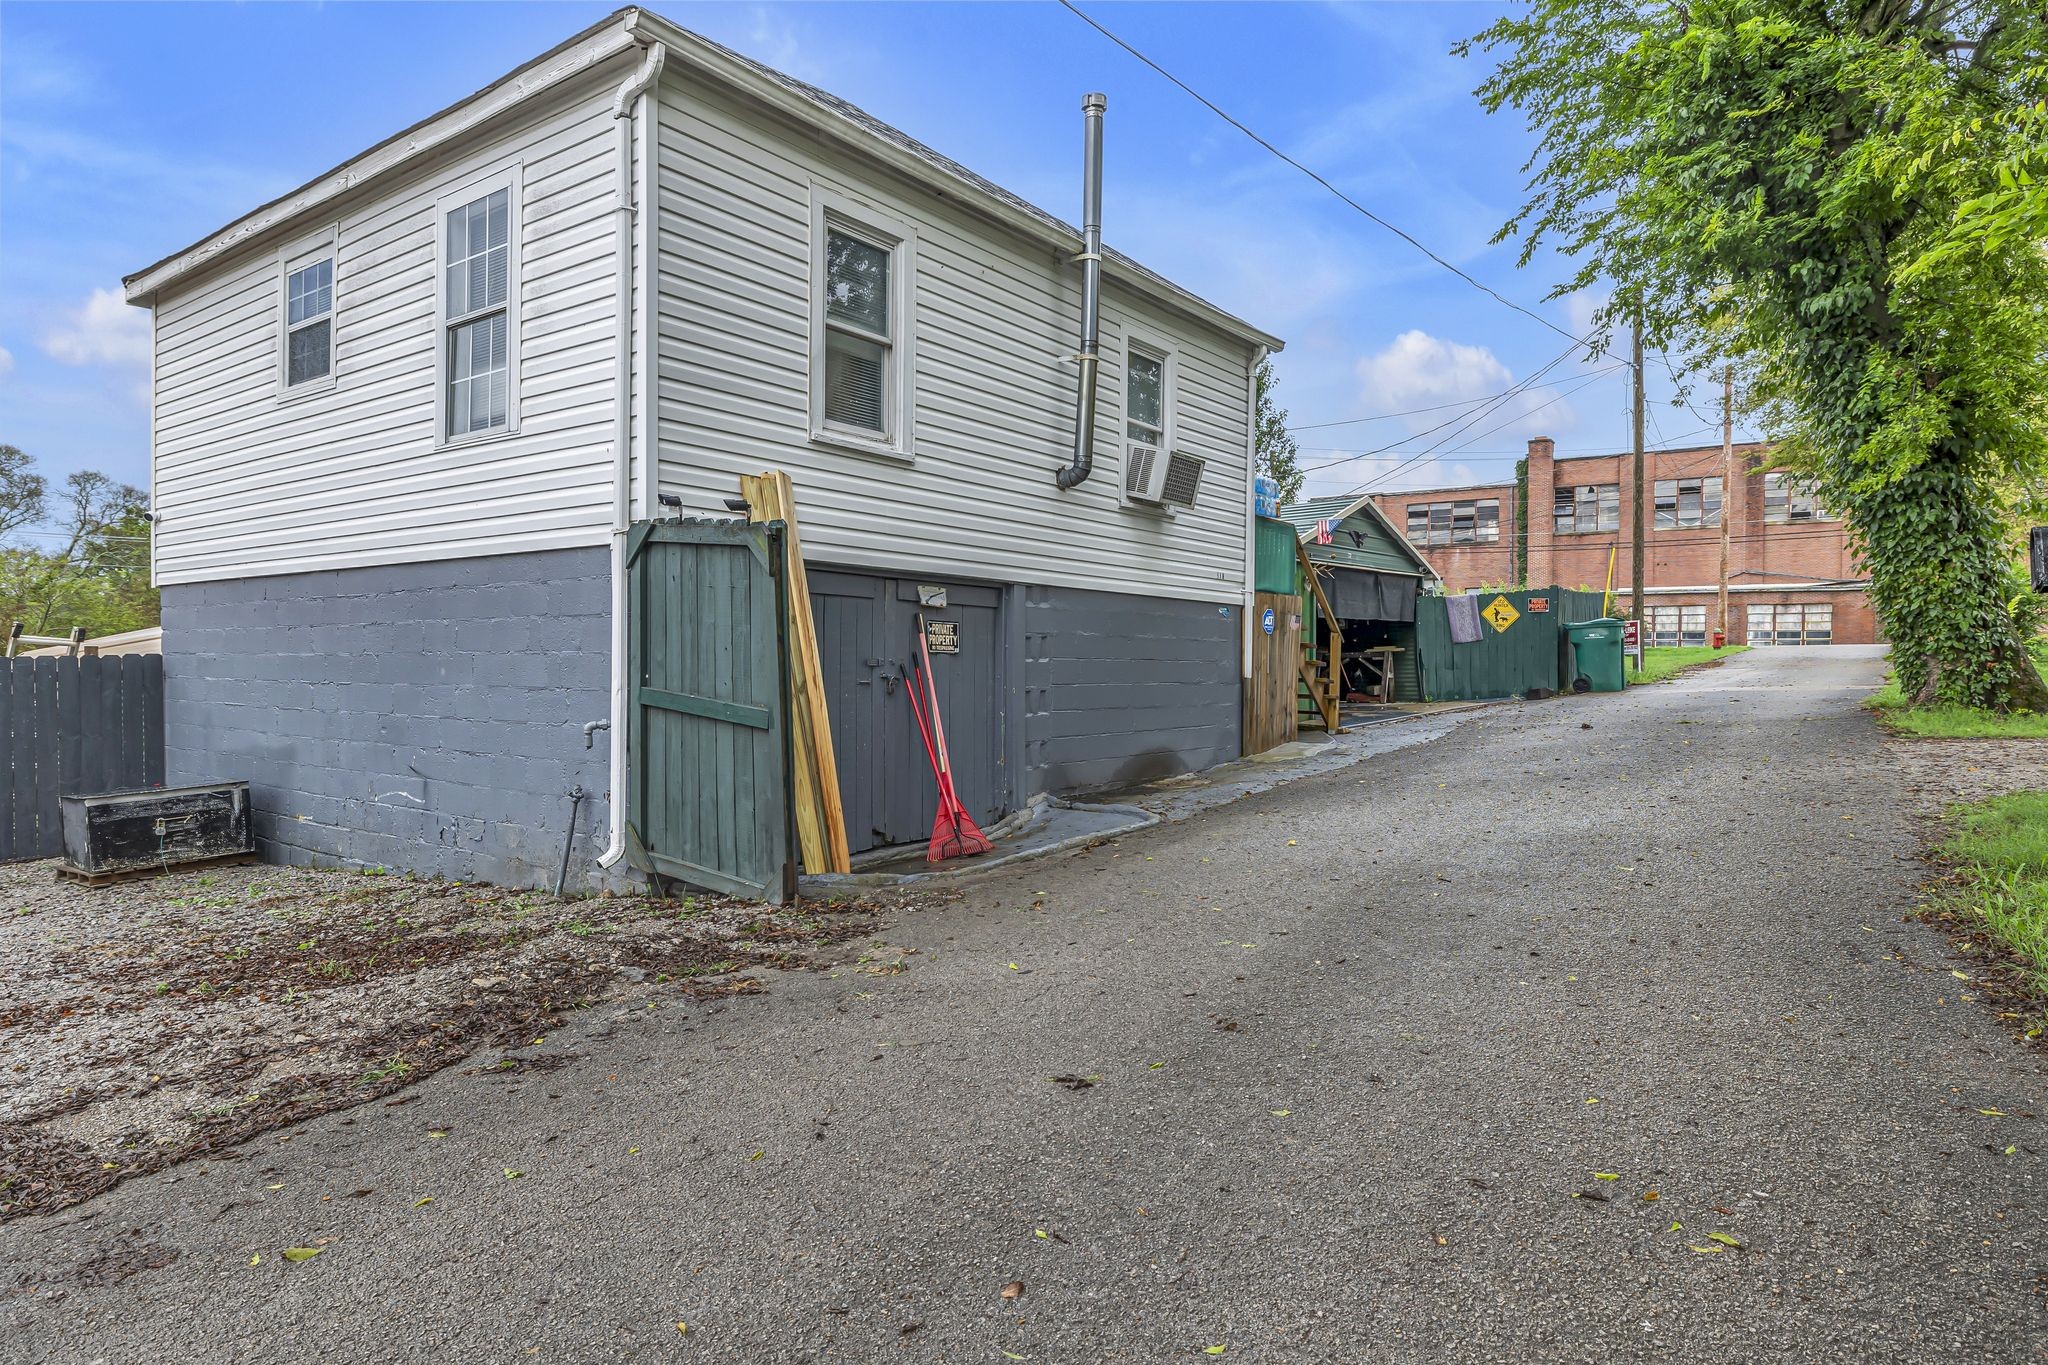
[3,646,2041,1363]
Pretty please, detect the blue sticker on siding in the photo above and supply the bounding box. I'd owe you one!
[1261,607,1276,635]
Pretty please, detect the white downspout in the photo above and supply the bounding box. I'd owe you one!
[597,37,668,872]
[1242,345,1267,688]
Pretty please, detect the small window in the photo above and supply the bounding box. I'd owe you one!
[808,191,915,457]
[284,256,333,387]
[823,228,893,434]
[443,186,514,439]
[1406,506,1429,544]
[1127,349,1165,446]
[1475,499,1500,542]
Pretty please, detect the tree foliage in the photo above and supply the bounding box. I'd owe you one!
[0,447,155,640]
[1254,357,1305,505]
[1464,0,2048,710]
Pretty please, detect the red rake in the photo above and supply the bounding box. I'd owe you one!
[908,614,992,862]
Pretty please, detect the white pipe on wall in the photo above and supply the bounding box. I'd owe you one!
[597,37,667,872]
[1242,345,1266,682]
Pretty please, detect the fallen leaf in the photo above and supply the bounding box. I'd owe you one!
[1286,840,1298,847]
[1001,1280,1025,1300]
[1593,1172,1619,1181]
[1642,1191,1659,1201]
[749,1150,764,1161]
[248,1254,261,1266]
[504,1169,524,1180]
[1978,1108,2006,1117]
[412,1196,434,1208]
[1952,970,1971,980]
[426,1130,449,1139]
[1006,963,1021,972]
[1585,1097,1600,1105]
[282,1247,323,1263]
[1270,1109,1292,1117]
[1707,1232,1742,1248]
[1668,1220,1682,1232]
[1205,1348,1228,1357]
[1688,1244,1725,1255]
[265,1183,285,1191]
[628,1147,640,1155]
[1149,1062,1165,1070]
[1002,1354,1027,1362]
[2004,1145,2017,1155]
[1034,1229,1049,1240]
[676,1323,687,1336]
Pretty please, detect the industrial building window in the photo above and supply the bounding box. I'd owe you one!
[1554,484,1619,534]
[1653,476,1723,529]
[1405,498,1500,546]
[1763,472,1829,523]
[1746,603,1834,645]
[1648,605,1707,647]
[809,190,915,458]
[437,173,519,442]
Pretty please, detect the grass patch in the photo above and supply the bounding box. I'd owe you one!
[1936,792,2048,1013]
[1628,644,1750,685]
[1867,640,2048,738]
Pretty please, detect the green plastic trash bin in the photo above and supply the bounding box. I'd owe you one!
[1565,618,1627,693]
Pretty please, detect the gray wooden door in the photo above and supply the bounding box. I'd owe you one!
[627,519,793,903]
[810,570,1006,855]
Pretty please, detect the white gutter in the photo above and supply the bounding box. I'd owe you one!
[597,36,668,872]
[1241,345,1266,681]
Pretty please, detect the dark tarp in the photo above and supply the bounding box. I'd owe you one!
[1325,567,1419,623]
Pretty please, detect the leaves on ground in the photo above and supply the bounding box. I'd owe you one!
[1706,1231,1742,1248]
[281,1247,322,1263]
[1000,1280,1025,1300]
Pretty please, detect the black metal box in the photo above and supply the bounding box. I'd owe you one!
[58,782,253,877]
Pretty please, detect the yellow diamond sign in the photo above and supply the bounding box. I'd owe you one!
[1482,595,1521,632]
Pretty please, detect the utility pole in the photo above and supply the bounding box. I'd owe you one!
[1630,316,1645,669]
[1718,367,1733,646]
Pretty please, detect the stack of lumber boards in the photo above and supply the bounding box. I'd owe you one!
[740,471,852,875]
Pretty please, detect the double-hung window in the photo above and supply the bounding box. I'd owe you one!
[439,177,518,442]
[809,190,915,457]
[278,233,337,393]
[1127,349,1166,447]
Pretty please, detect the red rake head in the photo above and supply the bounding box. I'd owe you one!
[927,802,993,862]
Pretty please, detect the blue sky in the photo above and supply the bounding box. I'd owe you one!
[0,0,1755,514]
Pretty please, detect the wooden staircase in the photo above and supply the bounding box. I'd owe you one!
[1294,537,1343,733]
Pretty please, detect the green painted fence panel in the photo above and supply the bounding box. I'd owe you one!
[1414,586,1610,701]
[1253,516,1299,596]
[627,518,794,904]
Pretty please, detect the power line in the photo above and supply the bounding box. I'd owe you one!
[1056,0,1625,367]
[1289,388,1565,433]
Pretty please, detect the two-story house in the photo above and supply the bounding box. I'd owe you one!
[123,8,1282,890]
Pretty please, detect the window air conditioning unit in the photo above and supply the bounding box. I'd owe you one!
[1123,443,1206,509]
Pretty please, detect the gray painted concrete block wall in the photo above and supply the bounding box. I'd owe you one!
[160,548,617,891]
[1020,584,1242,796]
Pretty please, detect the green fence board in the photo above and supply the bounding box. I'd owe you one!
[1415,586,1609,701]
[628,518,793,903]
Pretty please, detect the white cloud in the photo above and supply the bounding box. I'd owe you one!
[42,288,149,369]
[0,346,13,380]
[1353,328,1574,438]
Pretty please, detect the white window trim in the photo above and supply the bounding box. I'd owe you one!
[1119,327,1178,515]
[807,185,917,462]
[275,224,339,401]
[433,163,523,450]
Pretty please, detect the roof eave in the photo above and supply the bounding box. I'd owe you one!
[122,9,646,307]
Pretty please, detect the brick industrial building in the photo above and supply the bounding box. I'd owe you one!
[1373,437,1878,646]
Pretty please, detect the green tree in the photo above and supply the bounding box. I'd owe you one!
[1254,357,1304,505]
[1465,0,2048,710]
[0,450,156,639]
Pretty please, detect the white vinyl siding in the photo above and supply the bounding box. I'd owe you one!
[148,70,624,584]
[653,74,1257,603]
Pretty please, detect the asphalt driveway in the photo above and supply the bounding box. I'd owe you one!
[4,646,2042,1363]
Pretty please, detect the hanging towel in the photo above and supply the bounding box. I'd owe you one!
[1446,594,1483,644]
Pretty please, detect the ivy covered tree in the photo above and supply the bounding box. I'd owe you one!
[1465,0,2048,710]
[1254,358,1304,505]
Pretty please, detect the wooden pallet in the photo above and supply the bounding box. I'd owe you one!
[54,850,257,888]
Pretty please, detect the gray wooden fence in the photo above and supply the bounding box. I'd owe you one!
[1,655,165,862]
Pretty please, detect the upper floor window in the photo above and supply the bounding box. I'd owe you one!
[1127,349,1165,446]
[1763,472,1829,523]
[1653,476,1722,529]
[283,255,333,388]
[1554,483,1619,534]
[1405,498,1499,546]
[809,189,915,458]
[439,177,518,442]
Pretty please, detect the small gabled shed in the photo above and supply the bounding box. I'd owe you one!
[1277,495,1439,704]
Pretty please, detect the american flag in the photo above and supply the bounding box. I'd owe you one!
[1313,520,1333,545]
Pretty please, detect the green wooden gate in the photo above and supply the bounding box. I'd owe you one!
[626,518,794,903]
